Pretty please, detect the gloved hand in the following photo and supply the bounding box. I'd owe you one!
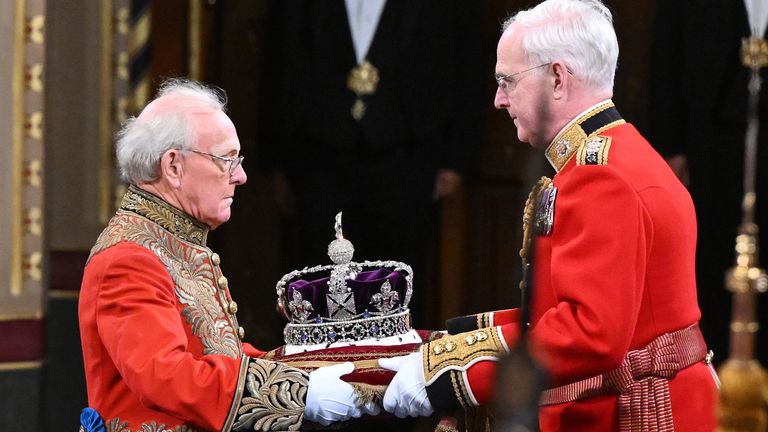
[305,362,379,426]
[379,351,434,418]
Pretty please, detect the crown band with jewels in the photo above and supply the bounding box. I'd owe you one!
[276,213,413,346]
[284,309,411,346]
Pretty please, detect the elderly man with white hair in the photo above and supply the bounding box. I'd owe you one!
[379,0,719,430]
[78,78,376,431]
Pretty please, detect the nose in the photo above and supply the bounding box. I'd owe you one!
[494,87,509,109]
[231,163,247,185]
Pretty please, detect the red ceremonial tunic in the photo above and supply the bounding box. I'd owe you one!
[79,186,309,432]
[423,101,719,431]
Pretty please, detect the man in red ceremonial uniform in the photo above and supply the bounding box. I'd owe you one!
[379,0,720,430]
[78,79,376,432]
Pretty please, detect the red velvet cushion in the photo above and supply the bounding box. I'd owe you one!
[263,329,443,386]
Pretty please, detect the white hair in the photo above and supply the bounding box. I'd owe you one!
[502,0,618,92]
[115,78,227,184]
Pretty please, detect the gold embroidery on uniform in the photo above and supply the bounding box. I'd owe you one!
[232,358,309,431]
[449,370,470,408]
[121,185,208,245]
[106,418,129,432]
[546,123,588,171]
[591,120,625,138]
[104,418,200,432]
[544,100,625,172]
[576,136,612,166]
[89,189,242,358]
[423,328,505,384]
[223,356,251,431]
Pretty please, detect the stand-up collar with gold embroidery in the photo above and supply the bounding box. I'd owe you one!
[545,100,625,172]
[120,185,209,245]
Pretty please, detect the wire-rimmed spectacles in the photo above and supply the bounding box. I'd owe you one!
[494,62,551,93]
[187,149,244,176]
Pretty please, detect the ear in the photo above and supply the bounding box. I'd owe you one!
[551,61,570,100]
[159,149,184,189]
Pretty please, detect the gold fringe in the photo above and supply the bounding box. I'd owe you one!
[349,382,387,407]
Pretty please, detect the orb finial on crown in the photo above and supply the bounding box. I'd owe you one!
[327,212,355,265]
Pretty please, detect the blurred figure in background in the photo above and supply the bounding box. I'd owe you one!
[258,0,485,327]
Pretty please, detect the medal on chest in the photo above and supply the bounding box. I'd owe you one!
[535,184,557,237]
[521,177,557,262]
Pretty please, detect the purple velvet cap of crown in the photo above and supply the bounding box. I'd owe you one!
[286,268,408,322]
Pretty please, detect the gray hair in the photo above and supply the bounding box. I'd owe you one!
[115,78,227,184]
[502,0,618,92]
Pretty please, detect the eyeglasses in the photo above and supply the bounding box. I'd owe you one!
[186,149,244,176]
[494,62,551,93]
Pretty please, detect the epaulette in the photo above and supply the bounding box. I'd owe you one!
[576,135,612,166]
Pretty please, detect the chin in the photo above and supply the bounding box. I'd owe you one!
[217,210,232,226]
[205,212,231,230]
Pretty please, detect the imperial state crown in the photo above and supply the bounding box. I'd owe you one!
[265,214,449,429]
[275,213,415,348]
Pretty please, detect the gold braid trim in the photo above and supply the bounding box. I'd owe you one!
[423,328,506,384]
[544,100,624,172]
[546,122,589,171]
[470,311,492,329]
[483,312,493,328]
[231,358,309,431]
[476,313,484,330]
[576,135,613,166]
[449,370,471,408]
[520,177,553,263]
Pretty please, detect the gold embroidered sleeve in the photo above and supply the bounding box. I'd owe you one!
[225,357,309,431]
[422,327,506,385]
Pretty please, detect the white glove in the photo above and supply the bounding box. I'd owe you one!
[379,351,434,418]
[305,362,378,426]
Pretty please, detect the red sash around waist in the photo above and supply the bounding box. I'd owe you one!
[539,324,709,432]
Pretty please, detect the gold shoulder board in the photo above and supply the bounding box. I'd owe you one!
[576,135,612,166]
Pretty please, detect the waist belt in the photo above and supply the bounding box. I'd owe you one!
[539,323,709,432]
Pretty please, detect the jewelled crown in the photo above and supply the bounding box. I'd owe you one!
[276,213,413,346]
